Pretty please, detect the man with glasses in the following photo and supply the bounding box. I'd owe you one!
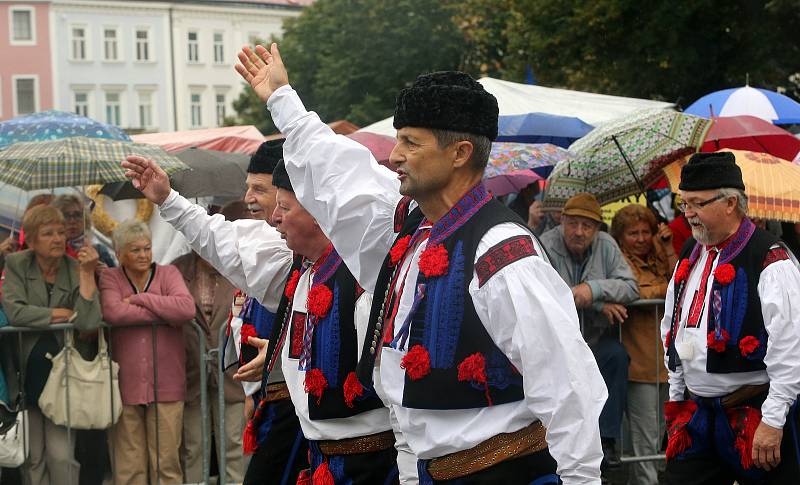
[540,192,639,472]
[661,152,800,484]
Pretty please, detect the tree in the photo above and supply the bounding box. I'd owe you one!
[228,0,468,132]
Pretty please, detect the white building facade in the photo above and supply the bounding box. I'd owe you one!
[49,0,306,132]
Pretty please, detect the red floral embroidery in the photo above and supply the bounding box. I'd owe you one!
[738,336,760,357]
[714,263,736,286]
[284,270,301,299]
[343,371,364,408]
[458,352,492,405]
[400,345,431,380]
[418,244,449,278]
[389,235,412,266]
[307,284,333,320]
[674,259,690,283]
[707,329,730,353]
[304,368,328,404]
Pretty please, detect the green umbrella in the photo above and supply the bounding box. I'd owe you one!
[543,109,712,208]
[0,136,189,191]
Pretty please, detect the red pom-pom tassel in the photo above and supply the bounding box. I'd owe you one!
[308,284,334,320]
[664,400,697,460]
[707,329,730,353]
[242,419,258,455]
[304,368,328,404]
[389,235,411,266]
[714,263,736,285]
[418,244,449,278]
[285,269,301,299]
[400,345,431,380]
[738,335,760,357]
[312,461,335,485]
[240,323,257,341]
[458,352,492,406]
[343,371,364,408]
[674,259,690,283]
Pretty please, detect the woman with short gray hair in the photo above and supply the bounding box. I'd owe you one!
[99,219,195,484]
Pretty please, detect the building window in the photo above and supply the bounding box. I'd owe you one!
[14,77,37,115]
[215,94,226,126]
[190,93,202,127]
[74,92,89,117]
[138,92,153,128]
[105,92,121,126]
[135,29,150,61]
[104,28,119,61]
[10,7,35,44]
[187,31,199,62]
[71,27,86,60]
[213,32,224,64]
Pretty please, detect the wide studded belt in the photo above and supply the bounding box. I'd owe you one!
[263,382,291,403]
[317,430,396,456]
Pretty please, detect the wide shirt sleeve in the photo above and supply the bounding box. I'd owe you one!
[159,190,292,311]
[470,224,606,484]
[268,85,402,292]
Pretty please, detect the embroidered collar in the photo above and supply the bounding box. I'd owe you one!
[310,244,342,287]
[426,183,491,246]
[689,218,755,266]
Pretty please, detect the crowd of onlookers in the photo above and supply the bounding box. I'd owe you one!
[0,194,252,485]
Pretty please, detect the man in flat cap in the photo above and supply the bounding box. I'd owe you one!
[661,151,800,484]
[233,43,606,484]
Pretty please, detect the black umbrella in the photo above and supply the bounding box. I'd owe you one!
[100,147,250,200]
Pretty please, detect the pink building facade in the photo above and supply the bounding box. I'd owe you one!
[0,1,53,120]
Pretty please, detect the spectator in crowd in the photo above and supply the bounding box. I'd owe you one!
[1,205,102,485]
[51,194,116,268]
[172,203,247,484]
[540,192,639,471]
[610,204,677,485]
[99,220,195,485]
[0,194,55,276]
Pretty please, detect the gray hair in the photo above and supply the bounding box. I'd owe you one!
[719,187,748,215]
[429,129,493,172]
[52,194,92,231]
[112,219,151,251]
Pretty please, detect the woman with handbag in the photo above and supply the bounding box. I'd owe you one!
[1,205,103,485]
[99,220,195,485]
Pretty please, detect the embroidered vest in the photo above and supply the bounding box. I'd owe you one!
[263,254,384,420]
[241,297,277,339]
[666,220,776,374]
[359,184,527,410]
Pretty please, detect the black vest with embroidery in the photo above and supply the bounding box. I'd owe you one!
[359,185,531,410]
[263,255,384,420]
[666,220,777,374]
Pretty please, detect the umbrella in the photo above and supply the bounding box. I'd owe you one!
[700,115,800,162]
[0,136,188,191]
[100,147,250,201]
[346,132,396,162]
[684,86,800,125]
[485,142,570,179]
[663,149,800,223]
[483,170,542,197]
[496,112,594,147]
[543,109,712,209]
[0,110,130,149]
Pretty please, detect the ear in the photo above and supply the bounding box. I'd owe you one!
[451,140,475,169]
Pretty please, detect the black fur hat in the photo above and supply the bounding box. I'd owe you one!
[393,71,499,140]
[247,139,284,174]
[679,152,745,191]
[271,159,293,192]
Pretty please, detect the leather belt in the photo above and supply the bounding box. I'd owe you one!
[689,383,769,408]
[317,430,396,456]
[263,382,291,403]
[427,421,548,481]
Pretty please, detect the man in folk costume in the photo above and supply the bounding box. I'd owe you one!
[662,151,800,484]
[123,141,309,485]
[235,43,607,484]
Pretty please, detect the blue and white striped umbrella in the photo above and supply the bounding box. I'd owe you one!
[685,86,800,125]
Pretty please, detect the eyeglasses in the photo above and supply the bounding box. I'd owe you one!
[63,211,83,221]
[677,194,725,212]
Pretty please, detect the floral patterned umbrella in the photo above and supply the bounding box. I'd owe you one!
[543,109,712,209]
[484,142,570,179]
[0,110,130,149]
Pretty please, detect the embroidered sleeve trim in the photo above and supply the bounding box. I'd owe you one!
[763,247,789,269]
[394,196,413,233]
[475,235,537,288]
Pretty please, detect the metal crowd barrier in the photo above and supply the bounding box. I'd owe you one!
[0,319,211,485]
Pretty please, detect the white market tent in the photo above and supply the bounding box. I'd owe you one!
[359,77,674,137]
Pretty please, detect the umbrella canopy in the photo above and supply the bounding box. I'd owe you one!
[345,132,396,162]
[0,136,188,191]
[484,170,542,197]
[663,149,800,223]
[496,112,593,147]
[485,142,570,180]
[685,86,800,125]
[132,125,265,154]
[0,110,131,149]
[543,109,712,208]
[100,147,250,201]
[700,115,800,162]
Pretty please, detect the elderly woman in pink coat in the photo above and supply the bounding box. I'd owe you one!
[99,220,195,485]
